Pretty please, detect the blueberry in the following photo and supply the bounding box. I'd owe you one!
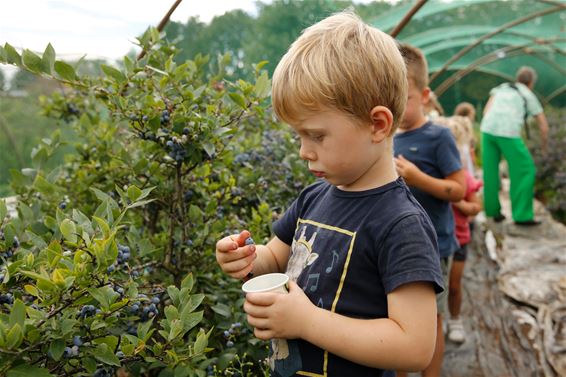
[116,351,125,358]
[73,335,83,346]
[151,297,160,305]
[63,346,72,358]
[183,127,190,135]
[71,345,79,356]
[245,237,255,246]
[226,341,234,347]
[59,202,67,210]
[223,330,230,338]
[107,265,115,273]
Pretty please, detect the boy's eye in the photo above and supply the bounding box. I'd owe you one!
[311,135,324,142]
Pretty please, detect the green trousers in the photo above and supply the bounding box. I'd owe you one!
[481,132,536,222]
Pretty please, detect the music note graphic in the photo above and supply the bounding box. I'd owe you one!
[325,250,339,273]
[307,273,320,292]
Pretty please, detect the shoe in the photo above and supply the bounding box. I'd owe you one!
[493,213,506,223]
[447,318,466,344]
[514,219,542,226]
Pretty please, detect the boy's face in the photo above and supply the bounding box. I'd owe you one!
[400,80,430,131]
[291,109,389,191]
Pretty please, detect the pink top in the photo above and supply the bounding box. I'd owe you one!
[452,171,483,246]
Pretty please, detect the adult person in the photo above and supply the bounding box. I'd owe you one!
[480,66,548,225]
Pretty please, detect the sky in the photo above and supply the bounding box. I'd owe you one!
[0,0,376,80]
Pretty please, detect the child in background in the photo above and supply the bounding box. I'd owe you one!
[438,116,483,344]
[216,13,443,377]
[454,102,478,175]
[394,44,466,377]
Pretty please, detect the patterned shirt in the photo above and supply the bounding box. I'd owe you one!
[480,82,543,138]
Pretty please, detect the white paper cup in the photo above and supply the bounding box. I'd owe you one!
[242,273,289,294]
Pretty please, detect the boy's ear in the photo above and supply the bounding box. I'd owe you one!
[369,106,393,142]
[421,86,432,105]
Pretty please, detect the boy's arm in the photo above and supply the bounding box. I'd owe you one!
[245,281,437,371]
[251,237,290,276]
[395,155,466,202]
[452,190,481,216]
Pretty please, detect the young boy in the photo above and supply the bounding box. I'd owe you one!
[216,12,444,377]
[393,45,466,376]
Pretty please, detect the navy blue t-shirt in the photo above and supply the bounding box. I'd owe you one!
[271,178,444,377]
[393,122,462,258]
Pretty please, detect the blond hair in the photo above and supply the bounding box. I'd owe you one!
[399,44,428,90]
[272,11,407,132]
[437,116,473,159]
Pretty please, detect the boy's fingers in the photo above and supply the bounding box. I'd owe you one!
[235,230,251,247]
[245,292,278,306]
[222,252,256,274]
[216,236,239,253]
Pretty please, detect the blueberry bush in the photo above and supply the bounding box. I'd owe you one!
[527,107,566,224]
[0,27,312,376]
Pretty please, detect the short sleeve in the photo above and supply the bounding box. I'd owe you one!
[435,127,462,177]
[272,199,300,246]
[378,214,444,294]
[524,89,543,116]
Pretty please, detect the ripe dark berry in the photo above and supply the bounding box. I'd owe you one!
[245,237,255,246]
[226,341,234,347]
[73,335,83,346]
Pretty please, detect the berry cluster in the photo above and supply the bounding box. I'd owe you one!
[223,322,246,348]
[166,136,188,162]
[107,244,131,273]
[93,367,114,377]
[0,292,14,305]
[128,294,160,322]
[78,304,100,318]
[1,236,19,259]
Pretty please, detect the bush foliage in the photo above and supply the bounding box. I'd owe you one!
[527,108,566,224]
[0,27,311,376]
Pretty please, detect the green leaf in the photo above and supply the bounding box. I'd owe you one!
[60,219,78,244]
[33,174,57,195]
[101,64,126,83]
[92,216,110,237]
[89,286,118,310]
[167,286,180,306]
[188,205,203,223]
[228,92,247,108]
[254,71,271,98]
[41,43,55,74]
[4,43,22,66]
[127,185,142,202]
[211,303,231,318]
[180,273,194,292]
[6,323,23,349]
[54,60,76,81]
[9,299,26,329]
[22,49,42,73]
[183,294,204,314]
[49,339,65,361]
[168,319,185,341]
[180,310,203,332]
[0,200,6,221]
[164,305,179,321]
[92,343,121,366]
[7,365,54,377]
[193,329,208,355]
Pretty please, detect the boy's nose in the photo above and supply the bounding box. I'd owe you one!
[299,142,316,161]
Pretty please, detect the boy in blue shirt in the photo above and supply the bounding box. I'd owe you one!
[394,44,466,377]
[216,12,444,377]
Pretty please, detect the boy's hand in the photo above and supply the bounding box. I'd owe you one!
[244,280,315,340]
[215,230,257,279]
[394,155,422,185]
